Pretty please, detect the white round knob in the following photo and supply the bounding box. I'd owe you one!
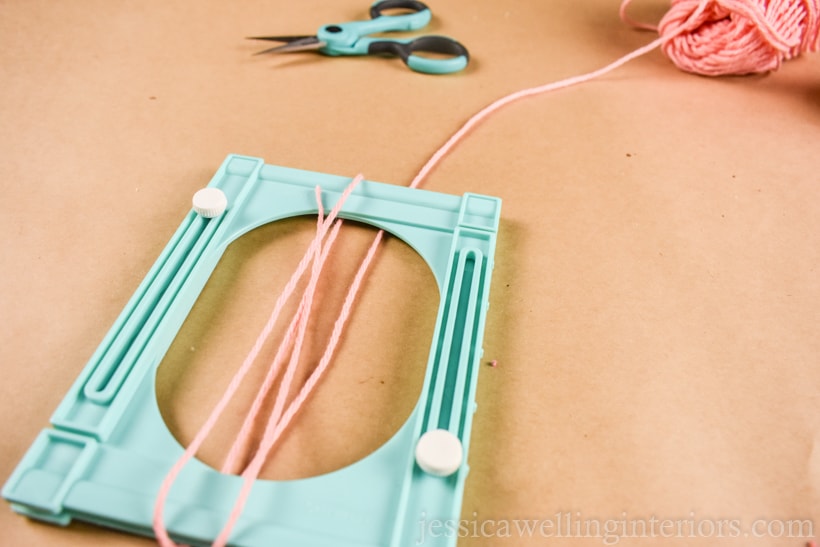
[192,188,227,218]
[415,429,463,477]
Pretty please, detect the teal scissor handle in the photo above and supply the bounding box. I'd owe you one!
[362,35,469,74]
[317,0,469,74]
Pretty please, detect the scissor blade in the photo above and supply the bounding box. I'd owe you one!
[251,36,324,56]
[246,35,316,43]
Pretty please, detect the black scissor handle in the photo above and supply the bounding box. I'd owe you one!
[368,35,469,74]
[370,0,430,19]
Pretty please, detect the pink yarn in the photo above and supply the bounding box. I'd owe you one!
[153,177,362,547]
[409,36,666,189]
[623,0,820,75]
[220,188,342,476]
[211,204,346,547]
[213,230,385,546]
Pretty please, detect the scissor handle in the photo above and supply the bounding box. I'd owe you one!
[367,35,469,74]
[318,1,431,49]
[369,0,430,20]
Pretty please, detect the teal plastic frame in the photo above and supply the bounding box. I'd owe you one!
[2,155,501,546]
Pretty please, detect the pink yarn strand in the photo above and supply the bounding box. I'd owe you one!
[212,197,344,547]
[409,36,665,189]
[152,220,324,546]
[270,230,385,441]
[213,230,385,547]
[220,189,343,475]
[620,0,659,31]
[153,176,363,547]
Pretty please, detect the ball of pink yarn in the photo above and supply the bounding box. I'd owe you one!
[658,0,820,75]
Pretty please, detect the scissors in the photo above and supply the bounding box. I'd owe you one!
[247,0,469,74]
